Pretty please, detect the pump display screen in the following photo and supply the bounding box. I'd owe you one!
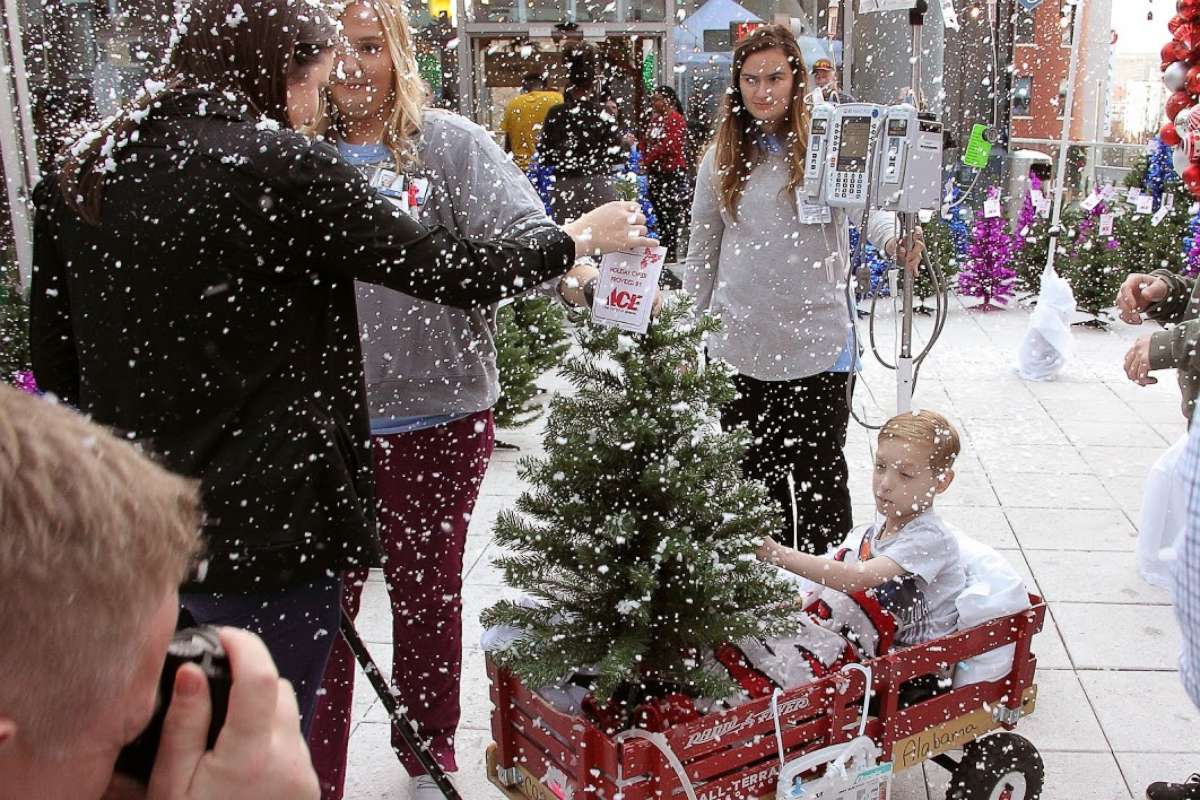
[812,118,827,135]
[836,117,871,173]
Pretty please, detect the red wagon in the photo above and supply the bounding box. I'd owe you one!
[485,594,1047,800]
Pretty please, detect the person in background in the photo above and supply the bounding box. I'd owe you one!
[1118,270,1200,420]
[810,57,854,104]
[641,85,691,262]
[1146,404,1200,799]
[500,70,563,173]
[0,384,319,800]
[536,43,624,223]
[303,3,646,798]
[684,25,921,556]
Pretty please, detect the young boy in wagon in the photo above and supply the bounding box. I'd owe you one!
[733,410,968,692]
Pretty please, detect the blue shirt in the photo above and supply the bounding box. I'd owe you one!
[337,140,471,436]
[1178,407,1200,709]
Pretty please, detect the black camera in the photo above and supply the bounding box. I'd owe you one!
[114,626,232,784]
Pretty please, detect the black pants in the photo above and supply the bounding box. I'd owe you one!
[720,371,853,555]
[647,171,692,262]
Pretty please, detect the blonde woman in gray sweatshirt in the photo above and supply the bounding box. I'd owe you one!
[684,25,923,557]
[304,3,650,797]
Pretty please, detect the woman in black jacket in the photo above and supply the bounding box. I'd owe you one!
[29,0,651,729]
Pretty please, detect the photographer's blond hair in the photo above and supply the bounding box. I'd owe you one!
[0,386,202,751]
[879,410,961,474]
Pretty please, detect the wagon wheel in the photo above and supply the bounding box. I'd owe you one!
[945,732,1044,800]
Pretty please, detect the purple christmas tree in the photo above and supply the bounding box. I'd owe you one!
[959,187,1017,311]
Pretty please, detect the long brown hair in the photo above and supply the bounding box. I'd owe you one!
[713,25,810,218]
[61,0,337,225]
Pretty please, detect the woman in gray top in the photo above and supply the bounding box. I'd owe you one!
[304,3,644,798]
[684,25,922,556]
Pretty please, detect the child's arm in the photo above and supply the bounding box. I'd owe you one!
[757,537,907,595]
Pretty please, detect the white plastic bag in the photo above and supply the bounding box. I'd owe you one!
[1138,435,1189,588]
[951,533,1031,688]
[1017,265,1076,381]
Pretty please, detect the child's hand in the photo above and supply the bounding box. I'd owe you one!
[756,536,786,565]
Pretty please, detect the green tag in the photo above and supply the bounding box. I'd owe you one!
[963,124,992,169]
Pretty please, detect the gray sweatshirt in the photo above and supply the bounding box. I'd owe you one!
[354,109,561,421]
[684,146,897,381]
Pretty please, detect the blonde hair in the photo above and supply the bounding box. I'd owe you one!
[712,25,810,219]
[879,410,961,474]
[0,386,202,751]
[329,0,426,170]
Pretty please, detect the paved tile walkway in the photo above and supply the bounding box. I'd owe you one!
[343,297,1200,799]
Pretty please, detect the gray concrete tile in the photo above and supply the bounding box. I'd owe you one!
[989,471,1117,509]
[1080,671,1200,753]
[1058,419,1166,448]
[1040,396,1138,423]
[1016,669,1110,751]
[964,417,1071,448]
[1006,508,1138,551]
[343,722,408,798]
[938,506,1019,549]
[1038,750,1133,800]
[1115,751,1200,799]
[972,443,1092,475]
[1053,602,1181,671]
[1024,551,1172,605]
[1077,444,1172,482]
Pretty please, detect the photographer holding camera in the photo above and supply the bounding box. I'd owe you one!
[0,384,318,800]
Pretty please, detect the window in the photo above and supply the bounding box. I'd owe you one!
[1013,11,1034,45]
[703,29,732,52]
[1012,76,1033,117]
[1061,5,1076,46]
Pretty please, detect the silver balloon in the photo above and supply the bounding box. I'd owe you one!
[1166,60,1191,92]
[1178,107,1196,133]
[1175,146,1191,176]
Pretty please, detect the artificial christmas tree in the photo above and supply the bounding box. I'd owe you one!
[958,188,1017,310]
[493,296,572,429]
[482,298,798,715]
[0,261,32,389]
[916,215,961,312]
[1011,176,1052,297]
[1060,200,1122,323]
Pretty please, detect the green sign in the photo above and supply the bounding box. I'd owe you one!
[963,123,992,169]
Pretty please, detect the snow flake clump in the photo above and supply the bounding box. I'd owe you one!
[225,3,248,27]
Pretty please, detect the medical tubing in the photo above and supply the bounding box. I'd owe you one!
[615,729,698,800]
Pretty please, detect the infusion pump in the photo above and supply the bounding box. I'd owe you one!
[804,102,943,214]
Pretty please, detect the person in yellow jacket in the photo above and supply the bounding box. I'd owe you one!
[501,70,563,172]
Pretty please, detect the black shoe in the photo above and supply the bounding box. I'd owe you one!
[1147,774,1200,800]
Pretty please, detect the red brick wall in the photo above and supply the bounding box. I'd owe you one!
[1012,2,1072,144]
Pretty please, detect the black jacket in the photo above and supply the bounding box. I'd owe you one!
[30,90,574,591]
[537,95,623,177]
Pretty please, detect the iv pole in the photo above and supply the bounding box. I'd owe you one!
[895,0,927,414]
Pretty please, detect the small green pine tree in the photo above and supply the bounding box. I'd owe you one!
[493,296,571,428]
[0,260,30,382]
[1113,180,1191,276]
[916,216,961,309]
[482,298,799,703]
[1061,211,1122,319]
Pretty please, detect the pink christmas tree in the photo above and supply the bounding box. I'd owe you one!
[959,187,1017,311]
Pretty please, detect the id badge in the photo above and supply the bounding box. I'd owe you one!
[800,199,833,225]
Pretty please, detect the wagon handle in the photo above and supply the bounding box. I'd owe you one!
[770,689,787,768]
[839,663,873,738]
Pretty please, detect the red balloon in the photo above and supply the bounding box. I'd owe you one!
[1172,14,1188,33]
[1181,0,1200,21]
[1183,162,1200,196]
[1176,22,1193,43]
[1164,40,1191,64]
[1168,89,1194,122]
[1164,122,1183,146]
[1186,64,1200,94]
